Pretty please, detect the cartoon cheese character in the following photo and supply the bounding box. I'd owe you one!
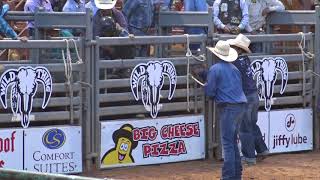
[101,124,138,165]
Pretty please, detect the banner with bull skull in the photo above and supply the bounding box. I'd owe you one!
[130,61,177,118]
[251,57,288,111]
[0,66,53,128]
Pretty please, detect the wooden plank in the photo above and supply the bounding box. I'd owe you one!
[249,54,306,63]
[98,83,310,103]
[0,111,80,123]
[273,83,312,93]
[258,95,312,107]
[99,102,197,116]
[100,76,189,89]
[98,57,203,69]
[99,88,204,103]
[2,63,83,72]
[1,97,81,108]
[37,83,81,93]
[99,71,312,89]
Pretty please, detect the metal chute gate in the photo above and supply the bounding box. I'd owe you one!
[0,6,319,176]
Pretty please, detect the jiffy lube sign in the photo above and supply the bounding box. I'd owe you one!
[0,129,23,169]
[268,109,312,153]
[100,115,205,168]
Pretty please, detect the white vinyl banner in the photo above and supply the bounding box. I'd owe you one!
[257,111,269,148]
[24,126,82,174]
[0,129,23,169]
[268,109,313,153]
[100,115,205,168]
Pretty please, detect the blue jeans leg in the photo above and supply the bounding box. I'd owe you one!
[240,92,268,160]
[184,0,208,50]
[219,103,245,180]
[129,27,148,57]
[239,93,257,160]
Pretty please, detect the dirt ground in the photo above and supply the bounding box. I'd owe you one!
[83,151,320,180]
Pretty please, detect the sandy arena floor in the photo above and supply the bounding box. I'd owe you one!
[83,151,320,180]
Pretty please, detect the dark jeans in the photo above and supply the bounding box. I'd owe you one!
[129,27,149,57]
[218,103,245,180]
[249,42,263,53]
[239,92,268,160]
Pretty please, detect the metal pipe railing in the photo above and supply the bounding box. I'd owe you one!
[0,168,104,180]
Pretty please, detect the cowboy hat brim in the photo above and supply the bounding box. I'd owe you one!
[227,39,252,53]
[207,46,238,62]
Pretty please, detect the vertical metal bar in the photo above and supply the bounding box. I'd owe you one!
[208,7,214,36]
[84,8,93,172]
[95,37,101,170]
[206,37,214,159]
[314,5,320,150]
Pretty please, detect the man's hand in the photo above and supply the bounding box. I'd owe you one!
[230,26,241,35]
[223,26,231,33]
[128,34,135,39]
[262,7,271,16]
[250,30,258,35]
[18,36,28,42]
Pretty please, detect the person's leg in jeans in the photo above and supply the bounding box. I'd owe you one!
[219,104,244,180]
[239,92,258,164]
[251,93,268,154]
[129,27,148,57]
[184,0,207,51]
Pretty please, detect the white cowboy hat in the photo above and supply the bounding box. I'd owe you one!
[207,40,238,62]
[94,0,117,10]
[227,34,252,53]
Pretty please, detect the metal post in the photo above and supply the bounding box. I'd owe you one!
[83,8,94,172]
[313,3,320,150]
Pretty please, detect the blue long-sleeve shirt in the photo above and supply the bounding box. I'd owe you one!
[0,4,18,39]
[213,0,249,30]
[205,61,247,104]
[63,0,85,12]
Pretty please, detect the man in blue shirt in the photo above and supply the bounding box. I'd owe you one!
[206,40,247,180]
[228,34,269,165]
[122,0,153,57]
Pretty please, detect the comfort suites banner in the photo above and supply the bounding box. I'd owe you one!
[100,115,205,168]
[24,126,82,173]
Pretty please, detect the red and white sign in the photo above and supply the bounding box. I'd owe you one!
[0,129,23,169]
[100,115,205,168]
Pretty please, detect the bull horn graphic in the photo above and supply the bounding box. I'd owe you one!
[0,66,53,128]
[251,57,288,111]
[130,61,177,118]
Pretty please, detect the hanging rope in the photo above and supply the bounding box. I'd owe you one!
[298,32,315,104]
[185,34,207,112]
[62,39,75,124]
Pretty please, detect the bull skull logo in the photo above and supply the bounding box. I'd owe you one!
[0,66,53,128]
[251,57,288,111]
[130,61,177,118]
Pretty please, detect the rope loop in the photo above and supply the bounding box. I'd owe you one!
[184,34,207,112]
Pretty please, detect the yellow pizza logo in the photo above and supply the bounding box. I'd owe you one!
[101,124,138,165]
